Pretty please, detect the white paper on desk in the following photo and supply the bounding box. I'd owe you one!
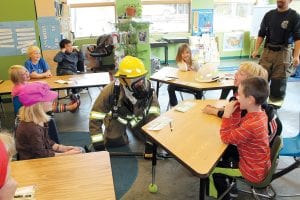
[146,116,173,131]
[14,185,36,200]
[164,76,178,81]
[54,80,72,84]
[175,101,196,113]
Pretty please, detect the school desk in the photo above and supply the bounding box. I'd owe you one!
[0,72,110,95]
[150,67,234,97]
[142,99,228,200]
[11,151,115,200]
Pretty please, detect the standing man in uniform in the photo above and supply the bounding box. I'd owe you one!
[252,0,300,108]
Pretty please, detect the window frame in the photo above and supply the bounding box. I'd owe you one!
[68,0,191,37]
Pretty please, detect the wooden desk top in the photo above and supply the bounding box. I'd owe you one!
[11,152,116,200]
[150,67,234,91]
[142,100,228,178]
[0,72,110,95]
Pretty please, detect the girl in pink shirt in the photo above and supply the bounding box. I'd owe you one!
[9,65,79,114]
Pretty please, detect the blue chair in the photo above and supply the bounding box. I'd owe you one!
[274,133,300,179]
[271,115,300,198]
[12,96,60,144]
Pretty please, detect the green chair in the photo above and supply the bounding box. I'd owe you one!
[219,136,282,200]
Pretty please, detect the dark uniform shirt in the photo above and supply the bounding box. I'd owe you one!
[258,8,300,46]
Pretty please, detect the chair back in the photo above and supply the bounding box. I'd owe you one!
[12,96,22,115]
[263,104,282,146]
[244,136,282,188]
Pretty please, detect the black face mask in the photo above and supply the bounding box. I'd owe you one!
[131,78,150,100]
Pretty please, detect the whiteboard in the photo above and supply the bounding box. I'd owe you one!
[251,5,276,37]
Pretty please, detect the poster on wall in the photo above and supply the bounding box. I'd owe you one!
[38,17,61,50]
[0,21,37,56]
[192,9,213,36]
[223,32,244,51]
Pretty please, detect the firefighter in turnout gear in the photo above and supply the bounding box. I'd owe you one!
[89,56,160,150]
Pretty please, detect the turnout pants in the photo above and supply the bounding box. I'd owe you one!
[259,47,293,107]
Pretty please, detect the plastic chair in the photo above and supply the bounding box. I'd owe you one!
[0,96,5,117]
[219,136,282,200]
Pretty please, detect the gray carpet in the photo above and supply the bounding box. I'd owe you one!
[59,132,138,200]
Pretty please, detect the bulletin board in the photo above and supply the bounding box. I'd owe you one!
[192,9,213,36]
[38,16,61,50]
[0,21,37,56]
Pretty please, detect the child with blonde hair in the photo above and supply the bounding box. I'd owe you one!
[168,43,203,106]
[9,65,79,113]
[15,82,83,160]
[25,45,52,79]
[0,132,17,200]
[203,61,268,117]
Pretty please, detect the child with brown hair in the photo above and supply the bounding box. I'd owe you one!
[9,65,79,113]
[167,43,203,106]
[208,77,271,200]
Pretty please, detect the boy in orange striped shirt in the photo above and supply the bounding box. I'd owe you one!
[208,77,271,200]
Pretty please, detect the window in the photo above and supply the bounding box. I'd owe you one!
[70,6,116,38]
[68,0,190,37]
[141,4,190,33]
[214,1,253,32]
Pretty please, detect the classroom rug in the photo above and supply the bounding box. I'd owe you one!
[59,132,138,200]
[288,77,300,82]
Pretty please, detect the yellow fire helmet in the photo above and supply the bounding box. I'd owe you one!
[115,56,147,79]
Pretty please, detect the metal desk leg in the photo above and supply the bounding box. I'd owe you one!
[165,46,168,65]
[156,81,160,97]
[148,143,158,193]
[199,178,206,200]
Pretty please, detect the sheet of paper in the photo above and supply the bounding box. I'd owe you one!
[14,185,36,200]
[54,80,71,84]
[175,101,196,113]
[146,116,173,131]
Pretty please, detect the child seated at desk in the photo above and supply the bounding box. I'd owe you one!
[203,62,268,117]
[54,39,84,76]
[15,82,84,160]
[167,43,203,107]
[0,132,17,200]
[54,39,84,97]
[25,45,52,79]
[9,65,79,113]
[208,77,271,200]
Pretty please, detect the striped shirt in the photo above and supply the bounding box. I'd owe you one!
[220,108,271,183]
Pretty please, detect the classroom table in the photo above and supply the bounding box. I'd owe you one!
[150,67,235,97]
[142,99,228,200]
[11,151,116,200]
[162,36,189,44]
[0,72,110,95]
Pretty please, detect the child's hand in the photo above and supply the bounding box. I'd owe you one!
[45,71,52,78]
[223,100,239,118]
[202,105,219,116]
[65,149,82,155]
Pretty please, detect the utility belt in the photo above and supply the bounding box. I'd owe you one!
[265,43,292,52]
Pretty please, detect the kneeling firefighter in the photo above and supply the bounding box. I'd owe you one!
[89,56,160,154]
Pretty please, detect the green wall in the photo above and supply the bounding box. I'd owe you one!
[192,0,213,9]
[0,0,39,80]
